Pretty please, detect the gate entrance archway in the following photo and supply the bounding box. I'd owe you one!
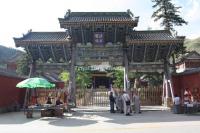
[14,10,185,107]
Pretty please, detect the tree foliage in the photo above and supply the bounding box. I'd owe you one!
[0,45,23,62]
[152,0,187,31]
[58,70,70,86]
[75,68,92,89]
[112,69,124,89]
[141,72,163,87]
[16,53,31,76]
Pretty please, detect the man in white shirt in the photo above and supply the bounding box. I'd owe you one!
[173,94,180,114]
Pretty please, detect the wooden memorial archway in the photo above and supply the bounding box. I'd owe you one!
[14,10,185,106]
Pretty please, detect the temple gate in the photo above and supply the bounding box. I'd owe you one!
[14,10,185,107]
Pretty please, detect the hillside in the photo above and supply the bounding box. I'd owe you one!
[0,45,24,62]
[184,37,200,53]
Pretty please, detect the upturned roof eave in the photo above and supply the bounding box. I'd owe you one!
[58,18,138,27]
[126,39,184,44]
[14,39,70,47]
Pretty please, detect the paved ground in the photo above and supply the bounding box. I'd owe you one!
[0,106,200,133]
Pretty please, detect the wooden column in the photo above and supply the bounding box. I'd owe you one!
[28,60,36,78]
[69,40,76,106]
[23,60,36,110]
[81,25,85,44]
[114,25,117,43]
[163,59,173,107]
[124,49,129,92]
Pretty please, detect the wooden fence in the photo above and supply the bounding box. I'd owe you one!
[76,89,109,106]
[76,87,162,106]
[131,87,162,106]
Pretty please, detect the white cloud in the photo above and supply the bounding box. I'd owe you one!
[147,19,162,30]
[187,32,200,39]
[185,0,200,22]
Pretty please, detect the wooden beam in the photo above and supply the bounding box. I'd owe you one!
[51,45,56,62]
[131,45,134,62]
[167,44,172,58]
[38,45,45,62]
[114,25,117,43]
[154,45,160,62]
[63,44,68,62]
[130,62,163,65]
[143,45,147,62]
[129,69,164,73]
[81,25,85,44]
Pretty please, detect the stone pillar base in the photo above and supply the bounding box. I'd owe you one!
[163,97,173,107]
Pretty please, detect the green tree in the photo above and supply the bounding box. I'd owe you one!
[76,68,92,90]
[152,0,188,73]
[112,69,124,89]
[16,53,31,76]
[58,70,70,86]
[141,72,163,87]
[152,0,187,31]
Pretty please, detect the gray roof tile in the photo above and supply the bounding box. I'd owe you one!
[15,32,69,42]
[59,12,139,25]
[127,30,176,41]
[64,12,133,21]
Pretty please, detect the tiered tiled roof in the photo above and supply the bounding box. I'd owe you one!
[13,11,185,69]
[173,67,200,75]
[175,51,200,64]
[59,11,139,27]
[0,68,24,78]
[14,31,69,46]
[127,30,185,44]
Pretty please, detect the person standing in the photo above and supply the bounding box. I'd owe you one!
[109,92,115,113]
[132,91,141,114]
[116,91,124,113]
[122,91,131,116]
[183,88,191,114]
[46,97,52,104]
[173,94,180,114]
[56,97,63,106]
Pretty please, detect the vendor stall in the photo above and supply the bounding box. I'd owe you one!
[16,77,67,118]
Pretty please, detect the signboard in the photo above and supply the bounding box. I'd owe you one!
[93,32,104,45]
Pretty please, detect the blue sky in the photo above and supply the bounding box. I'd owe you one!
[0,0,199,48]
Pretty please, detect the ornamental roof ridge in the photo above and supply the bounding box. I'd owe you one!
[63,11,133,17]
[59,10,139,27]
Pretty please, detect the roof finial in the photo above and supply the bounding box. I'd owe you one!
[127,9,134,17]
[28,29,32,33]
[65,9,71,19]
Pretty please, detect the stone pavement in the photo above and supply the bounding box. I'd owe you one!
[0,106,200,133]
[74,105,170,112]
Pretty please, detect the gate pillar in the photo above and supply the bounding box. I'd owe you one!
[69,40,76,106]
[124,51,129,92]
[163,59,174,107]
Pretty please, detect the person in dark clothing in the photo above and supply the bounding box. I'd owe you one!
[109,92,115,113]
[46,97,52,104]
[56,97,63,105]
[46,97,54,116]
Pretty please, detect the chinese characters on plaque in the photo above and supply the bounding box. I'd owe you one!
[93,32,104,45]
